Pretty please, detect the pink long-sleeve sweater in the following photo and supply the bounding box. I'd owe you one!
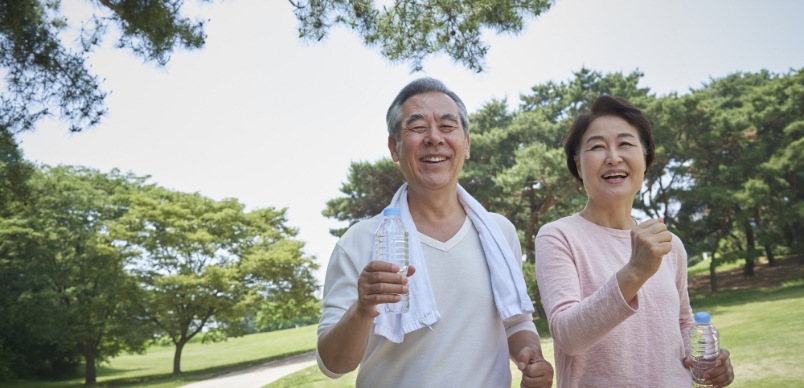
[535,214,695,388]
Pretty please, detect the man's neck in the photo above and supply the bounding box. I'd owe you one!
[407,185,466,243]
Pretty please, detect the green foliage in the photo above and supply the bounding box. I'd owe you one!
[0,0,206,135]
[112,188,319,374]
[322,158,405,237]
[291,0,552,72]
[674,69,804,280]
[1,164,320,381]
[324,66,804,300]
[0,166,151,383]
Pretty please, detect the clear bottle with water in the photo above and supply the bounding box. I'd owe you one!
[375,207,409,314]
[689,312,720,388]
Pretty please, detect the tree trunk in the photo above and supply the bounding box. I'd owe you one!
[743,220,756,278]
[526,211,537,264]
[709,253,718,294]
[173,339,187,375]
[531,282,547,321]
[82,346,97,385]
[764,244,776,267]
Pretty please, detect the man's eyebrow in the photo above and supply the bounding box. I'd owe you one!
[584,133,638,144]
[440,113,460,123]
[404,113,425,128]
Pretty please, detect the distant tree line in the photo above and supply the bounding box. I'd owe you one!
[0,164,319,383]
[323,67,804,318]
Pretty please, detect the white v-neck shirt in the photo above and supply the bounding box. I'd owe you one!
[317,213,537,388]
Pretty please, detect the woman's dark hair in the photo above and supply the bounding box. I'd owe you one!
[563,95,655,183]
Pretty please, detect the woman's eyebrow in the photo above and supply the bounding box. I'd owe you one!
[584,133,638,144]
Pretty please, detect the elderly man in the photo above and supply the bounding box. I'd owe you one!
[316,78,553,388]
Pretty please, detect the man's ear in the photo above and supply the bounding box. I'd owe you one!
[388,135,400,162]
[465,133,471,159]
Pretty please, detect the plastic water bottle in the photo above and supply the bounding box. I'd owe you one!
[689,312,720,387]
[375,207,409,314]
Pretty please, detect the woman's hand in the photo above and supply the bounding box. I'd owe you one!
[628,218,673,278]
[616,218,673,302]
[684,348,735,387]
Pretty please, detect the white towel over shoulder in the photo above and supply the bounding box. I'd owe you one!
[372,183,534,343]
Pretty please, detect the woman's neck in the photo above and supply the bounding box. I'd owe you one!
[579,197,635,230]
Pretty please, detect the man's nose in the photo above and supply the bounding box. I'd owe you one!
[423,124,445,145]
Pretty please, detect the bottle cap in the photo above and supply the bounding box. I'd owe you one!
[694,312,711,324]
[383,207,401,217]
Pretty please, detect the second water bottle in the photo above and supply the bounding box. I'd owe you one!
[689,311,720,388]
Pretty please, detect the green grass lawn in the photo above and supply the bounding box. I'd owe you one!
[264,339,557,388]
[690,279,804,388]
[269,280,804,388]
[9,268,803,388]
[6,325,318,388]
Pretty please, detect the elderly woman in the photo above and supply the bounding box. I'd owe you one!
[535,95,735,387]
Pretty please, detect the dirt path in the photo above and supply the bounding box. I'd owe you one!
[179,351,316,388]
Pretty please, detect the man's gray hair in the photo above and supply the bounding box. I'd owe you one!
[386,78,470,142]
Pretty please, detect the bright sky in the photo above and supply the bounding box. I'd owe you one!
[17,0,804,285]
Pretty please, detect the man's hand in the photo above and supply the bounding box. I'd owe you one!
[684,348,734,388]
[515,347,554,388]
[356,261,416,318]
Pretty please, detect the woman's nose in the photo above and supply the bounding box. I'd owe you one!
[606,149,623,164]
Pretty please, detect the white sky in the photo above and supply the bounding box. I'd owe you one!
[17,0,804,285]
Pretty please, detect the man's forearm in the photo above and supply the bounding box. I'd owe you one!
[318,302,376,374]
[507,330,544,361]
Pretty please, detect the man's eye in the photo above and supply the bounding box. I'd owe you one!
[409,126,426,133]
[441,125,457,132]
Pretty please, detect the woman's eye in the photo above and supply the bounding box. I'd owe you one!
[591,145,604,150]
[620,142,636,147]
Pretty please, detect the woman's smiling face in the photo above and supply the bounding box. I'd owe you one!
[574,115,646,203]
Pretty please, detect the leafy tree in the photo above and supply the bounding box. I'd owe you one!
[683,70,802,277]
[460,98,520,212]
[0,165,150,383]
[322,158,405,237]
[292,0,552,72]
[0,0,206,135]
[2,0,556,139]
[112,188,318,375]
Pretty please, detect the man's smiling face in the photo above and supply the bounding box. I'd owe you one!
[389,92,470,193]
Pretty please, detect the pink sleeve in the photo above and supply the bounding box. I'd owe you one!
[674,237,694,356]
[535,233,638,356]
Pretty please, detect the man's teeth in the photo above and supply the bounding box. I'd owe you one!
[422,156,447,162]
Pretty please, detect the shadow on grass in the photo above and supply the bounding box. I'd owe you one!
[690,279,804,310]
[94,365,148,377]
